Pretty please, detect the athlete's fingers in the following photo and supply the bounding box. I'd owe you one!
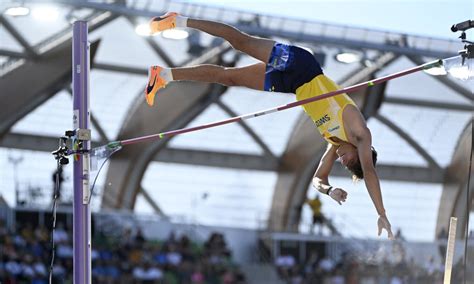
[388,230,395,240]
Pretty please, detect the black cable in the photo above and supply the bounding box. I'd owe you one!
[463,122,473,284]
[49,159,62,284]
[46,143,120,283]
[87,147,120,204]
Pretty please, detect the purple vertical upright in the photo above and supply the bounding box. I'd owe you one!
[72,21,91,284]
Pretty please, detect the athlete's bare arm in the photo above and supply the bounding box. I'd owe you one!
[313,144,348,205]
[343,106,393,239]
[350,120,394,239]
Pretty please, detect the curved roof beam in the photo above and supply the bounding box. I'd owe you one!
[0,15,38,59]
[0,11,118,137]
[437,121,473,239]
[374,114,442,171]
[93,63,147,75]
[102,83,228,209]
[102,42,233,210]
[385,97,474,112]
[125,17,176,67]
[1,11,117,76]
[140,187,166,217]
[215,100,276,158]
[0,49,26,58]
[0,40,101,137]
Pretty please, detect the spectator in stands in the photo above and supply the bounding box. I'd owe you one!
[105,258,121,283]
[204,233,231,266]
[20,222,35,242]
[51,259,67,283]
[57,240,73,259]
[329,267,345,284]
[53,222,69,244]
[394,228,405,241]
[20,254,36,282]
[92,259,108,283]
[5,255,22,281]
[30,239,45,258]
[289,265,304,284]
[319,255,335,274]
[132,261,163,284]
[167,243,183,267]
[32,256,48,284]
[134,227,146,248]
[34,225,49,243]
[424,255,442,280]
[306,195,325,235]
[191,263,205,284]
[275,254,295,279]
[179,234,194,262]
[0,219,8,237]
[3,214,246,284]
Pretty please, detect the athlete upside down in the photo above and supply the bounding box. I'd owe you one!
[144,12,394,239]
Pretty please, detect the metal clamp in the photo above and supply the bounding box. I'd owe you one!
[51,129,91,164]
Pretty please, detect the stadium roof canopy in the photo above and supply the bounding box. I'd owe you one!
[0,0,472,241]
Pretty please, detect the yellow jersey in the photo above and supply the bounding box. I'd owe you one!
[295,74,357,146]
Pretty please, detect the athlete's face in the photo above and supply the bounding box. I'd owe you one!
[336,143,359,168]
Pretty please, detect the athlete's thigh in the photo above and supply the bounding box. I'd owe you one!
[226,62,265,91]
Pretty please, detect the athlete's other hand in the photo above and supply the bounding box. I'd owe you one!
[329,188,347,205]
[377,215,394,240]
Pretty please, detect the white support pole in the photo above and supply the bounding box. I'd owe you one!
[443,217,457,284]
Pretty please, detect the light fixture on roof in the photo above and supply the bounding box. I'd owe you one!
[426,20,474,81]
[335,51,362,64]
[31,5,59,21]
[4,6,30,17]
[135,23,152,36]
[162,29,189,40]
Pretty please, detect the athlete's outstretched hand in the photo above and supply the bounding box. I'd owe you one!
[329,188,347,205]
[377,215,394,240]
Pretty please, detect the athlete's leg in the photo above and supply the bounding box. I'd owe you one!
[150,13,275,63]
[187,19,274,63]
[172,62,265,91]
[145,61,266,106]
[146,13,277,106]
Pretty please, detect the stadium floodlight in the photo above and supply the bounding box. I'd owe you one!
[135,23,152,36]
[335,51,361,64]
[4,6,30,17]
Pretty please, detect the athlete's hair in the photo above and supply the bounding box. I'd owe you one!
[348,147,377,181]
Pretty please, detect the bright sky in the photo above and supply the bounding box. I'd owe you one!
[185,0,474,40]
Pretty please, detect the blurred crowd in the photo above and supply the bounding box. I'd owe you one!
[0,219,246,284]
[274,243,473,284]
